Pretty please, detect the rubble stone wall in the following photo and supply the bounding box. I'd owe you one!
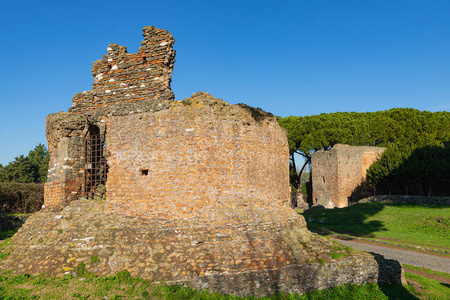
[312,144,385,208]
[69,26,175,116]
[1,199,382,297]
[361,195,450,205]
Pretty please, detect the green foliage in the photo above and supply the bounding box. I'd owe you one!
[109,270,132,284]
[0,182,44,214]
[181,99,193,106]
[367,141,450,196]
[90,255,100,264]
[0,144,49,183]
[76,263,87,275]
[329,249,348,260]
[279,109,450,195]
[10,274,32,284]
[0,230,17,239]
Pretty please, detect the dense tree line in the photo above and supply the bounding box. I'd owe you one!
[278,108,450,196]
[0,144,49,183]
[367,140,450,196]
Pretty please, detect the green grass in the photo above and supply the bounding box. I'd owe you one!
[90,255,100,263]
[0,269,426,300]
[302,202,450,248]
[405,272,450,299]
[0,229,17,239]
[0,263,442,300]
[402,265,450,299]
[0,270,154,299]
[0,213,31,239]
[403,264,450,280]
[0,238,11,260]
[152,282,417,299]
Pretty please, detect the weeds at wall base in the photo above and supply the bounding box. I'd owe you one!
[0,238,11,260]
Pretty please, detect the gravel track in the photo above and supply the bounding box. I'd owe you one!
[336,238,450,273]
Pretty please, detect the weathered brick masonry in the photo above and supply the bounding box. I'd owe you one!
[312,144,386,208]
[1,27,400,296]
[105,94,290,218]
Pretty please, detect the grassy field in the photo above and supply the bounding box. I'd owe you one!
[301,202,450,249]
[0,266,448,299]
[0,269,426,300]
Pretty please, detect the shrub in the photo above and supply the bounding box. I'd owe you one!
[0,182,44,214]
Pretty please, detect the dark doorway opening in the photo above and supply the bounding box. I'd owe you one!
[83,126,107,199]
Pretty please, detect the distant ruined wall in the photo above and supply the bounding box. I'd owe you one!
[312,144,385,208]
[310,148,339,208]
[105,93,290,218]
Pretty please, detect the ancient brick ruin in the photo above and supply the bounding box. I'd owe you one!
[311,144,386,208]
[44,26,177,209]
[1,27,400,296]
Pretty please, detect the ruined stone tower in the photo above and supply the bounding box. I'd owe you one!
[1,27,385,297]
[312,144,386,208]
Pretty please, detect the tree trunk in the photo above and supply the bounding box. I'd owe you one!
[296,157,311,191]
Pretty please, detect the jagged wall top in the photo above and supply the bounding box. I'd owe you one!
[69,26,176,115]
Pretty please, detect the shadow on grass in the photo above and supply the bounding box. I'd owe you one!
[301,203,386,237]
[0,214,27,240]
[0,230,16,240]
[377,282,419,300]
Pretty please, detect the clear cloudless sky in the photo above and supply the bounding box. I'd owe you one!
[0,0,449,165]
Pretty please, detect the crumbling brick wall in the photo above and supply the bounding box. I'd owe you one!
[311,144,385,208]
[69,26,175,116]
[44,113,91,210]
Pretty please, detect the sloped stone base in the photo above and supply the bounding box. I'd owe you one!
[1,200,379,297]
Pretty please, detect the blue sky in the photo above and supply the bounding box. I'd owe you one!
[0,0,449,165]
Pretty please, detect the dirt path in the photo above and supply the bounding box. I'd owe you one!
[335,238,450,274]
[404,268,450,285]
